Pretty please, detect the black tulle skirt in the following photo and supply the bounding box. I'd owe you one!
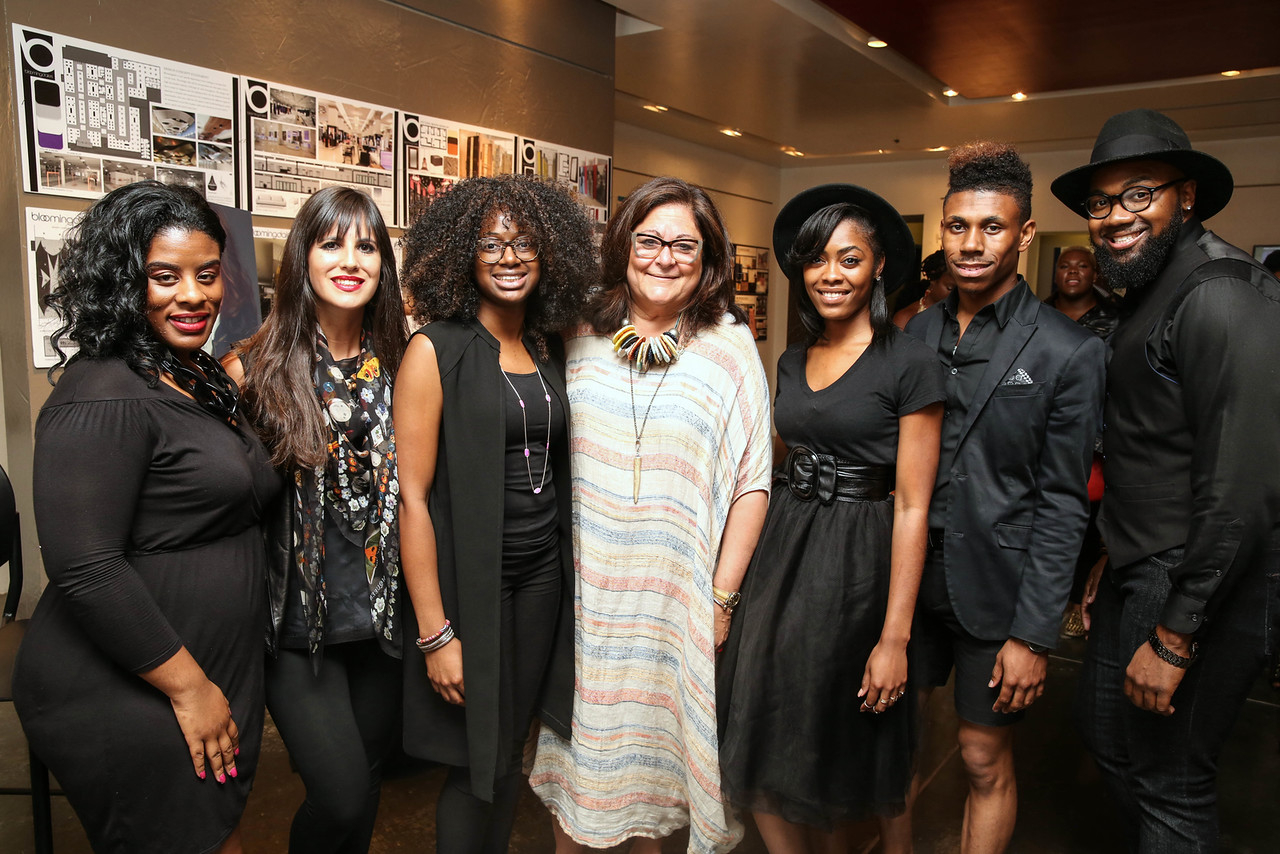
[717,487,916,828]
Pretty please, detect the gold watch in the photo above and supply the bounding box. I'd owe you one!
[712,585,741,614]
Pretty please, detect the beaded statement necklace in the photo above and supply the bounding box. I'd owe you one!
[500,366,552,494]
[160,349,240,426]
[612,321,680,370]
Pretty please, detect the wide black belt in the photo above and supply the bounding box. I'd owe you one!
[780,445,893,505]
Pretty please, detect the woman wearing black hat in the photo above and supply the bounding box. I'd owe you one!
[718,184,944,851]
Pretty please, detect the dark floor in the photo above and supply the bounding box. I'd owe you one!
[3,636,1279,852]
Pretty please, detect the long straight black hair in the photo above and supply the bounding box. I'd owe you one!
[237,187,407,468]
[786,202,895,346]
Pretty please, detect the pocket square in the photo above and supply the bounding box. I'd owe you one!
[1003,368,1034,385]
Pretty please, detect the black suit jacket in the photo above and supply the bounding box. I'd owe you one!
[906,281,1106,648]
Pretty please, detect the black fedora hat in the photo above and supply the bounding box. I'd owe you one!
[1051,109,1233,220]
[773,183,916,294]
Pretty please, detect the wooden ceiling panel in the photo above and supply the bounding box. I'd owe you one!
[821,0,1280,98]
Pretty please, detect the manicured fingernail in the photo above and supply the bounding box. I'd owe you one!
[198,770,206,780]
[229,767,237,778]
[217,773,226,783]
[234,747,240,756]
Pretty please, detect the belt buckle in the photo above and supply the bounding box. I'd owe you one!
[785,445,819,501]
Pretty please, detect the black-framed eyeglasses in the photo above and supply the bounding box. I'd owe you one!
[476,237,540,263]
[631,232,703,263]
[1082,178,1186,220]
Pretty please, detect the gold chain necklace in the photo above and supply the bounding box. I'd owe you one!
[628,360,671,504]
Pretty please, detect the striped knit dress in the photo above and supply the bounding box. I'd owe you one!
[530,317,772,853]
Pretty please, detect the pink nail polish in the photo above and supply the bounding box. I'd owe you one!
[234,747,240,756]
[229,767,238,778]
[217,773,226,783]
[198,770,206,780]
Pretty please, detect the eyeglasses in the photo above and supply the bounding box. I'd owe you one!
[476,237,540,263]
[1082,178,1186,220]
[631,232,703,263]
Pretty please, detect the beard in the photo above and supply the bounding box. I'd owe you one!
[1092,207,1183,292]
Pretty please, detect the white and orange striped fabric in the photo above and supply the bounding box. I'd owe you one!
[531,318,772,853]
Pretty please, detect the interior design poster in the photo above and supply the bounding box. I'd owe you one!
[516,136,611,231]
[12,25,237,205]
[25,206,82,369]
[399,112,516,224]
[245,78,397,223]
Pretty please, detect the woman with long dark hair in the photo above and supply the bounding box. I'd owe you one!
[395,174,596,852]
[717,184,944,854]
[224,186,407,854]
[15,180,279,853]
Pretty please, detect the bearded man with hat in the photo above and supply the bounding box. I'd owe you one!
[1054,108,1280,852]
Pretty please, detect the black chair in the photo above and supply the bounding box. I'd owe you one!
[0,462,54,854]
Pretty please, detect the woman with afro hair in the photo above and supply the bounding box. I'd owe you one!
[395,173,598,851]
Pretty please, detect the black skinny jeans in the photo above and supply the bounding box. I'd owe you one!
[266,639,403,854]
[436,544,562,854]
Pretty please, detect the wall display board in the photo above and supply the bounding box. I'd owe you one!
[732,244,769,341]
[25,207,81,368]
[244,78,397,223]
[516,136,611,233]
[12,25,238,206]
[400,113,519,225]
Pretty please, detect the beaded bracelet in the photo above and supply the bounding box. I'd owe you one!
[416,620,455,653]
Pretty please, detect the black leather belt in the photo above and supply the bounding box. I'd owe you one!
[779,445,894,505]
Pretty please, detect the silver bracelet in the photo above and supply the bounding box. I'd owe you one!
[416,624,456,653]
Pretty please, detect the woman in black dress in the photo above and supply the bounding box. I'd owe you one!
[224,187,407,854]
[718,184,945,854]
[14,180,279,853]
[395,174,596,852]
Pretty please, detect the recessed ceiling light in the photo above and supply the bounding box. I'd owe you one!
[1011,91,1028,101]
[1221,70,1241,77]
[720,128,742,137]
[867,38,888,48]
[877,149,886,154]
[926,145,949,152]
[643,104,669,113]
[781,146,805,157]
[942,89,959,98]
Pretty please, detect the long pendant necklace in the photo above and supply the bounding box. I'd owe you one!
[500,366,552,494]
[628,361,670,504]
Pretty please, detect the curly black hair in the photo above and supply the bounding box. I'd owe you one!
[946,141,1033,224]
[46,180,226,385]
[399,174,599,359]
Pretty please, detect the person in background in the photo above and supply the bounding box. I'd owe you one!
[1055,107,1280,853]
[893,249,955,329]
[717,183,944,854]
[530,176,772,854]
[15,181,280,853]
[395,174,596,852]
[1262,248,1280,277]
[224,186,408,854]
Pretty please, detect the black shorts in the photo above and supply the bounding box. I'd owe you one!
[911,549,1025,728]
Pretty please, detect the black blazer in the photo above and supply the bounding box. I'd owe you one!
[906,281,1106,648]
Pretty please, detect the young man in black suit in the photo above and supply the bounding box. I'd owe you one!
[890,142,1106,854]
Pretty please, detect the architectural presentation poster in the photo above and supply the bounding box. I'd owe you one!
[12,25,238,205]
[25,207,81,369]
[399,112,517,224]
[244,78,397,223]
[516,136,611,231]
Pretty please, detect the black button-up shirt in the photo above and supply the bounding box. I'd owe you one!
[929,279,1034,529]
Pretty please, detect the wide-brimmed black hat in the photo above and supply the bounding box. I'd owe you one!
[773,183,916,294]
[1051,109,1233,220]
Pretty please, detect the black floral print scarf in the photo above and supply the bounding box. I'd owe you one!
[293,324,401,659]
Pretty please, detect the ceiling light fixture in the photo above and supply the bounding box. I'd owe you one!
[643,104,669,112]
[1011,91,1028,101]
[926,145,949,152]
[867,38,888,48]
[1221,70,1241,77]
[781,146,805,157]
[942,88,959,98]
[720,128,742,137]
